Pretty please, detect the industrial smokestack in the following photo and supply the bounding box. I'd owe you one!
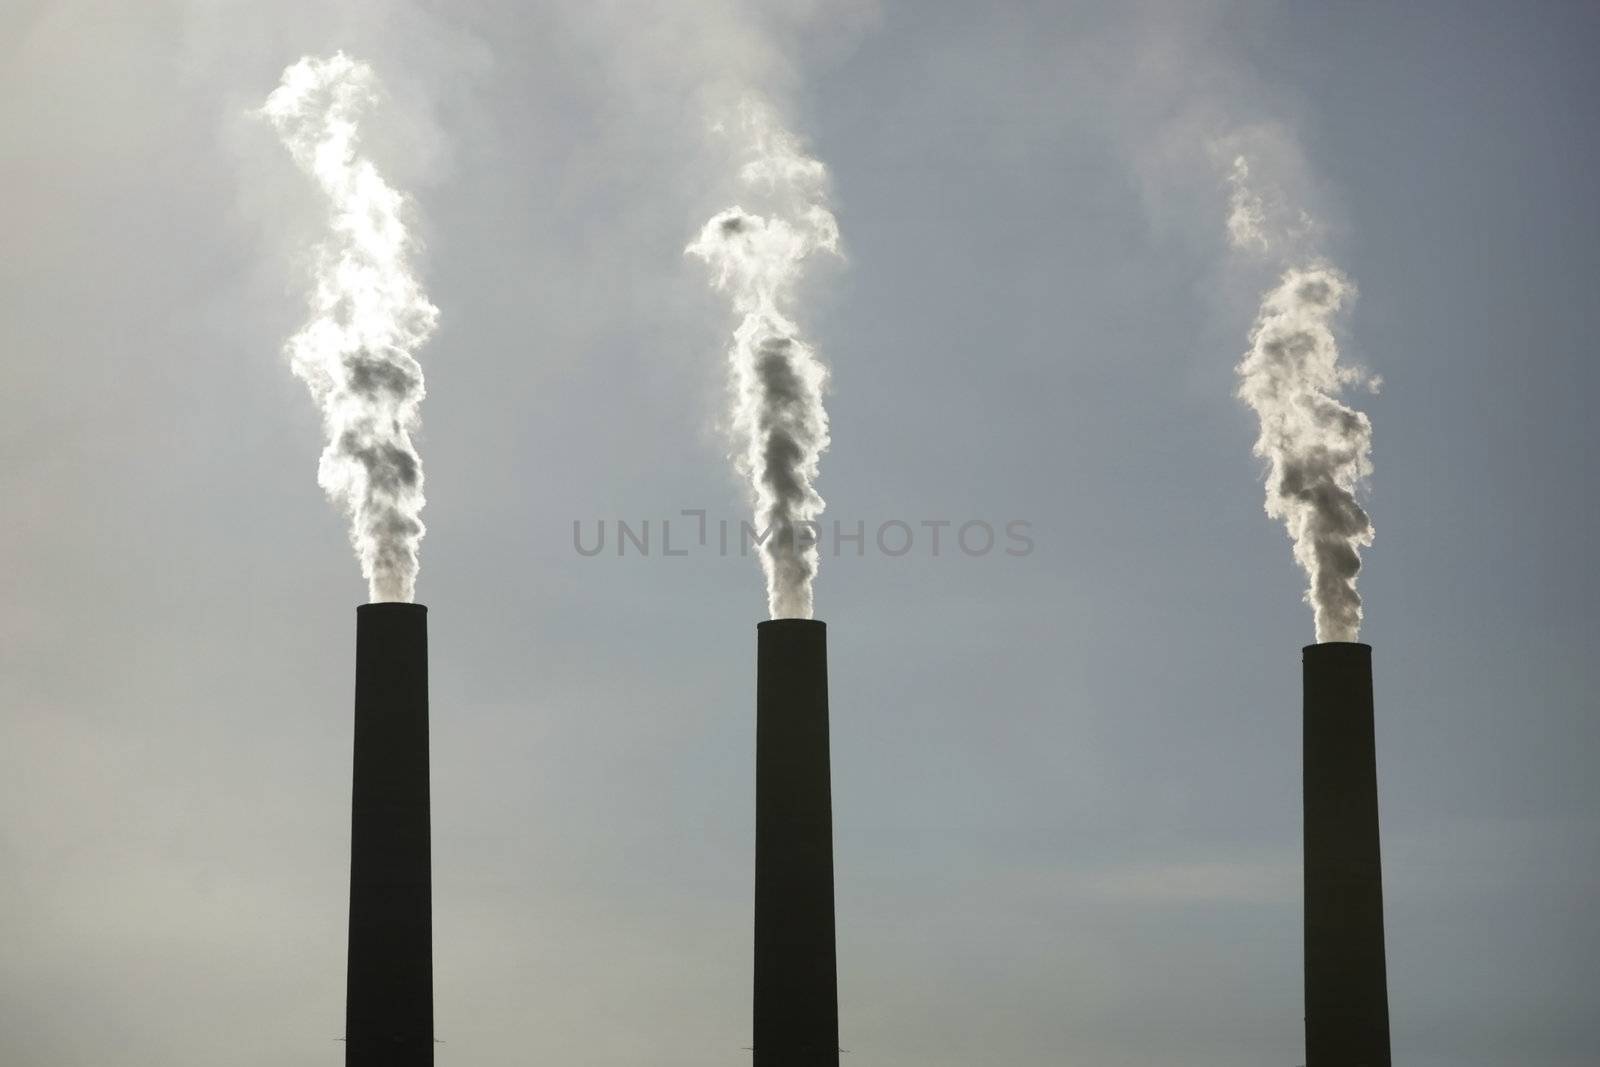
[753,619,839,1066]
[1303,641,1391,1067]
[347,603,433,1066]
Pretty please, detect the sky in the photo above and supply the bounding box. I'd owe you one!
[1,1,1596,1064]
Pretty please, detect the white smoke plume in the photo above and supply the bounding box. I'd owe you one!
[1230,153,1376,642]
[686,100,839,619]
[261,53,438,603]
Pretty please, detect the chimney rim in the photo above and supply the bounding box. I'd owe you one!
[358,602,429,615]
[758,617,826,633]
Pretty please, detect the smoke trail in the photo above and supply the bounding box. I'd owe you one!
[1229,154,1376,642]
[1225,155,1270,253]
[687,100,839,619]
[261,53,438,603]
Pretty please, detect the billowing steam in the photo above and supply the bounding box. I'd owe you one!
[1229,155,1376,642]
[687,101,839,619]
[261,53,437,603]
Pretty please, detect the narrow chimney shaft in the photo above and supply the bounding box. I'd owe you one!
[1303,641,1391,1067]
[753,619,839,1067]
[347,603,434,1066]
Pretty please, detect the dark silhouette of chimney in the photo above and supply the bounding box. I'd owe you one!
[1303,641,1391,1067]
[753,619,839,1067]
[346,603,433,1066]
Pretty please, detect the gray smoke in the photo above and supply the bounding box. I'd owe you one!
[260,53,438,603]
[1225,155,1270,253]
[686,100,839,619]
[1225,144,1377,642]
[1237,266,1375,642]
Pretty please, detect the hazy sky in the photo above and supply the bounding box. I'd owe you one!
[2,2,1596,1065]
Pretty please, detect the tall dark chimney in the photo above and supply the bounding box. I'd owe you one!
[753,619,839,1067]
[347,603,433,1066]
[1303,641,1391,1067]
